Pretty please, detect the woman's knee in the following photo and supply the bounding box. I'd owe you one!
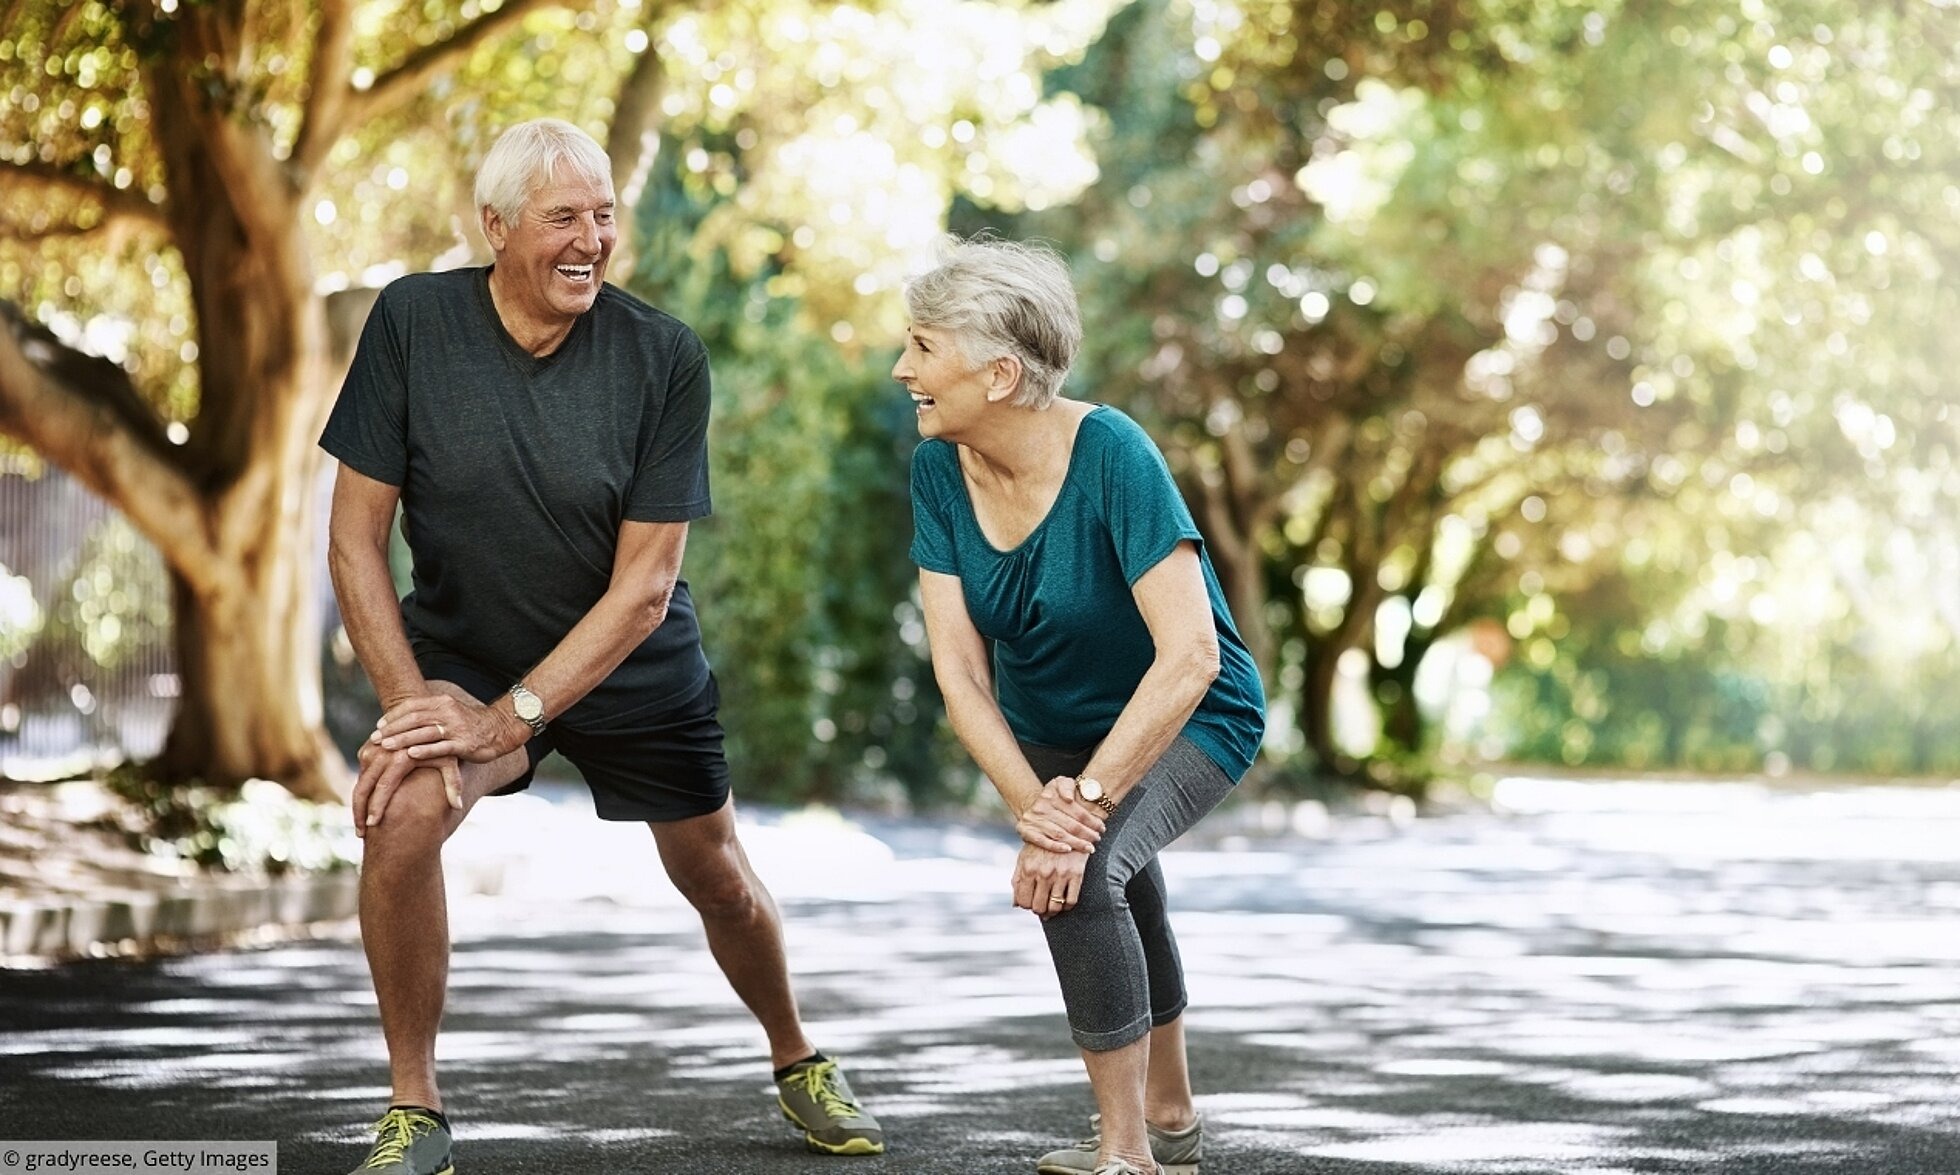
[1070,853,1128,914]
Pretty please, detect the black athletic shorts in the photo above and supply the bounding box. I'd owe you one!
[416,652,731,823]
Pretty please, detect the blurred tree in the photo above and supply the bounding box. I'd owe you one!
[624,0,1115,805]
[0,0,667,797]
[1012,0,1957,785]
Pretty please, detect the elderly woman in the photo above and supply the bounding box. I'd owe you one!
[898,237,1266,1175]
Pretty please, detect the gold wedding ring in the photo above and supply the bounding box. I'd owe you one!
[437,723,446,739]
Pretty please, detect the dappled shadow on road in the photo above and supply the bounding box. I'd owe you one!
[4,779,1960,1172]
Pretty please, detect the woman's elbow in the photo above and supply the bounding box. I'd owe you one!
[1184,638,1222,686]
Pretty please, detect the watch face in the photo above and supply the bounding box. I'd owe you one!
[513,689,543,721]
[1077,778,1104,801]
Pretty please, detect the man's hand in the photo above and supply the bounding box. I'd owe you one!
[373,690,528,767]
[352,738,463,831]
[1014,775,1106,854]
[1012,843,1088,920]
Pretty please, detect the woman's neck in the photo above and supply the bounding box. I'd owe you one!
[959,400,1088,486]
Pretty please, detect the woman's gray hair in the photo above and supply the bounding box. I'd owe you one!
[474,118,614,226]
[902,235,1082,409]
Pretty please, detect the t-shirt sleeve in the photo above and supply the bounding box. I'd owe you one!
[1099,416,1203,587]
[320,288,409,485]
[624,329,714,522]
[908,443,960,575]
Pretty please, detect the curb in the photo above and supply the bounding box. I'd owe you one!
[0,871,360,963]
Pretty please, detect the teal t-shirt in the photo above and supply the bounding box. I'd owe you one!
[908,405,1266,781]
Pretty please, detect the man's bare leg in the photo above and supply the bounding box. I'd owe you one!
[648,797,814,1068]
[357,681,528,1111]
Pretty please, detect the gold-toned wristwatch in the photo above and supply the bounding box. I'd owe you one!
[1075,776,1117,815]
[508,682,547,737]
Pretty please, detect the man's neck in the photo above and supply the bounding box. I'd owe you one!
[487,267,576,357]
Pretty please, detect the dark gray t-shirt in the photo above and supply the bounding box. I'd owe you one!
[320,267,713,727]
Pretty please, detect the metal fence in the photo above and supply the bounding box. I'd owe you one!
[0,454,175,781]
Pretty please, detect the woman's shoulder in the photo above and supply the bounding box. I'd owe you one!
[908,438,962,485]
[1077,403,1156,447]
[1075,403,1168,471]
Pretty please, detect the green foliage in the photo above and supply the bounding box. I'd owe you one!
[46,515,169,671]
[103,768,358,874]
[995,0,1960,784]
[626,137,959,807]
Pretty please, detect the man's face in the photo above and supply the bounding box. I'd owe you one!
[485,171,617,325]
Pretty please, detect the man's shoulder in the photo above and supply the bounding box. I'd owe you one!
[594,283,705,356]
[379,267,478,308]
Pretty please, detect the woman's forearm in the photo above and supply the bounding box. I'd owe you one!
[936,661,1047,819]
[1078,640,1220,803]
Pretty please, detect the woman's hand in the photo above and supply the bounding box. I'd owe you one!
[372,691,527,766]
[1015,776,1106,854]
[1013,843,1089,920]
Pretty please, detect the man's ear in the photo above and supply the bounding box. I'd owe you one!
[480,206,508,254]
[985,354,1024,404]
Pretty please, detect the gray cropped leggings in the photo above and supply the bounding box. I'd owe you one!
[1021,735,1237,1052]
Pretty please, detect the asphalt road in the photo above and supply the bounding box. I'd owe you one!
[5,775,1960,1173]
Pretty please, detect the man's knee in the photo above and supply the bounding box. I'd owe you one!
[666,848,760,921]
[361,771,455,864]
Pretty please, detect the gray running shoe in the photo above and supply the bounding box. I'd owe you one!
[1036,1112,1202,1175]
[347,1108,454,1175]
[1091,1160,1163,1175]
[776,1056,885,1155]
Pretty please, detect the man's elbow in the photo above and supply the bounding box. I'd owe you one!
[633,583,676,635]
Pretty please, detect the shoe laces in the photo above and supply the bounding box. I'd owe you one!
[362,1109,435,1169]
[785,1058,859,1121]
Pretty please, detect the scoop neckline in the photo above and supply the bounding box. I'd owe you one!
[955,403,1106,557]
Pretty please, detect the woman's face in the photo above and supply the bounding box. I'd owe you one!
[893,323,994,438]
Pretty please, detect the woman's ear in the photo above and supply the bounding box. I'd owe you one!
[985,354,1024,404]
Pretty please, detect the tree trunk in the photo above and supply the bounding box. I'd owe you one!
[1300,636,1344,770]
[158,253,341,797]
[160,555,340,798]
[1374,634,1429,755]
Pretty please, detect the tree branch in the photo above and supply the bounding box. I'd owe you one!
[0,303,218,586]
[0,158,167,229]
[289,0,358,182]
[342,0,570,130]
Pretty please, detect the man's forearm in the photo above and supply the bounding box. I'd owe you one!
[514,579,673,722]
[328,539,427,709]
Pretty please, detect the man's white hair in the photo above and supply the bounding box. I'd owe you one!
[902,235,1082,409]
[474,118,614,226]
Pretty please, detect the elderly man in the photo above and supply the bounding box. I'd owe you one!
[322,118,881,1175]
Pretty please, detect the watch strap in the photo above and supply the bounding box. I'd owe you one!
[508,682,548,736]
[1076,777,1118,815]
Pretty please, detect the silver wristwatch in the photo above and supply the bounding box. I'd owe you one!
[508,682,547,737]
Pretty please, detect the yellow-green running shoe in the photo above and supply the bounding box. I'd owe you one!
[347,1108,455,1175]
[776,1057,885,1155]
